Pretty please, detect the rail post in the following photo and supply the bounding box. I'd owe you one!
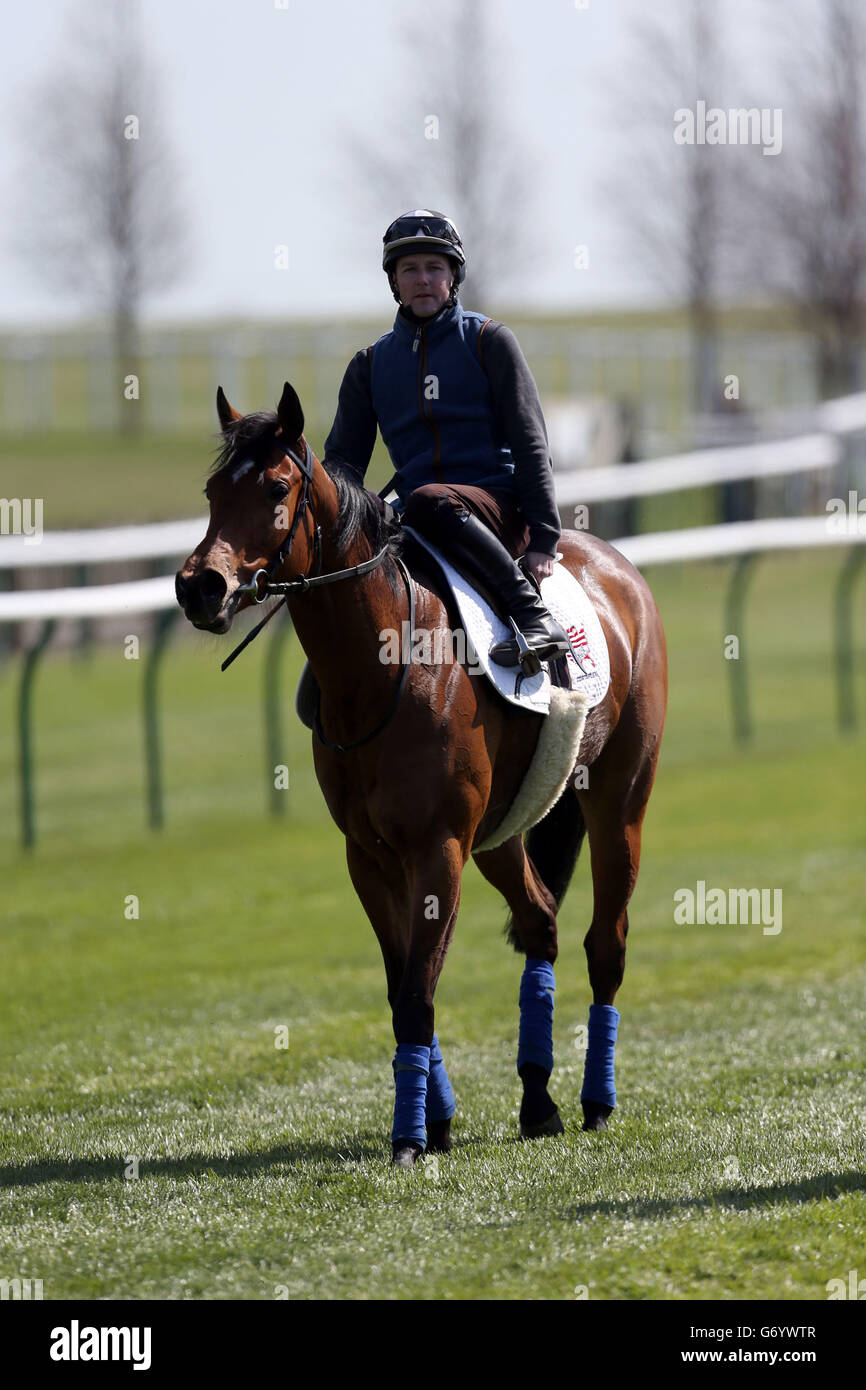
[75,563,94,661]
[725,553,758,745]
[18,619,56,850]
[142,608,180,830]
[834,545,866,734]
[263,604,293,816]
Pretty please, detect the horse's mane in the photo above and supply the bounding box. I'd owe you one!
[210,411,404,591]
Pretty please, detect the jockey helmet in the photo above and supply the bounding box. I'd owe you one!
[382,209,465,304]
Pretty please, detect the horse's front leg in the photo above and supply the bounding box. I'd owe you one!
[345,834,460,1165]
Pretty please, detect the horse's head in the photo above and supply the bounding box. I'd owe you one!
[176,382,317,633]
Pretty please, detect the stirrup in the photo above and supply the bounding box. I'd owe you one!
[505,619,539,672]
[490,619,569,675]
[506,618,542,676]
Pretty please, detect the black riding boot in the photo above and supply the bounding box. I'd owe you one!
[413,506,570,672]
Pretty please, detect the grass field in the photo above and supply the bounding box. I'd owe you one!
[0,429,719,533]
[0,549,864,1300]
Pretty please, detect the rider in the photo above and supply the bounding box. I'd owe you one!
[323,209,570,670]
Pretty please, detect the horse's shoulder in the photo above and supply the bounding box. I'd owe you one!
[403,556,461,631]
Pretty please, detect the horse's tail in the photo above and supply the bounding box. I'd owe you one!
[525,782,587,907]
[505,785,587,946]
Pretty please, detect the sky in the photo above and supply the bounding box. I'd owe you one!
[0,0,775,327]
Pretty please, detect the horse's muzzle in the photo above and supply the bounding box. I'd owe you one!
[175,567,232,632]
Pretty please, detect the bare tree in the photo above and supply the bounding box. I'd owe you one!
[601,0,738,418]
[10,0,188,431]
[339,0,536,310]
[741,0,866,397]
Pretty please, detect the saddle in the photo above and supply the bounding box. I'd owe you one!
[295,525,610,728]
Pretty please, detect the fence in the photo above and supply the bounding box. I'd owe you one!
[2,404,866,848]
[0,319,836,447]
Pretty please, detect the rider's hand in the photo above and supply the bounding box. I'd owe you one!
[523,551,556,585]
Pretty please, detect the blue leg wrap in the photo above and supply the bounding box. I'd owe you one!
[391,1043,430,1146]
[426,1034,456,1124]
[517,957,556,1075]
[581,1003,620,1108]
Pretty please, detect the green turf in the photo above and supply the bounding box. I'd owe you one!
[0,428,392,528]
[0,428,716,533]
[0,548,863,1300]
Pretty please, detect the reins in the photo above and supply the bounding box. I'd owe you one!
[220,437,413,753]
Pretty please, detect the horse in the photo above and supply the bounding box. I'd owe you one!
[175,382,668,1166]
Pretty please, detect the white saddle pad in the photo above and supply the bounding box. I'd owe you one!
[403,528,611,714]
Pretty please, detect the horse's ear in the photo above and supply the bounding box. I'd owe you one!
[216,386,242,431]
[277,381,305,445]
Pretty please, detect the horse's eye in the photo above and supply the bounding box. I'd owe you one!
[268,483,289,502]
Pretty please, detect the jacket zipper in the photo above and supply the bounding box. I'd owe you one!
[415,323,443,483]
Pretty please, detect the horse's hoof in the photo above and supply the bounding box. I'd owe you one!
[519,1107,565,1140]
[581,1101,614,1131]
[391,1140,424,1167]
[426,1118,453,1153]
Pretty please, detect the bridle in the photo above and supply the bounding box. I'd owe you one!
[221,434,415,753]
[230,435,320,605]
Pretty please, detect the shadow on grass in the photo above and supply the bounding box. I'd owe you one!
[0,1134,388,1188]
[1,1139,864,1220]
[557,1169,866,1220]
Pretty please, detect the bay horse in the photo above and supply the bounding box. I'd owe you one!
[176,382,667,1166]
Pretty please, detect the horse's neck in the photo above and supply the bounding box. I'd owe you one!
[287,463,405,715]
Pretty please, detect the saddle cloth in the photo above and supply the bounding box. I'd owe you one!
[402,527,611,715]
[293,529,606,851]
